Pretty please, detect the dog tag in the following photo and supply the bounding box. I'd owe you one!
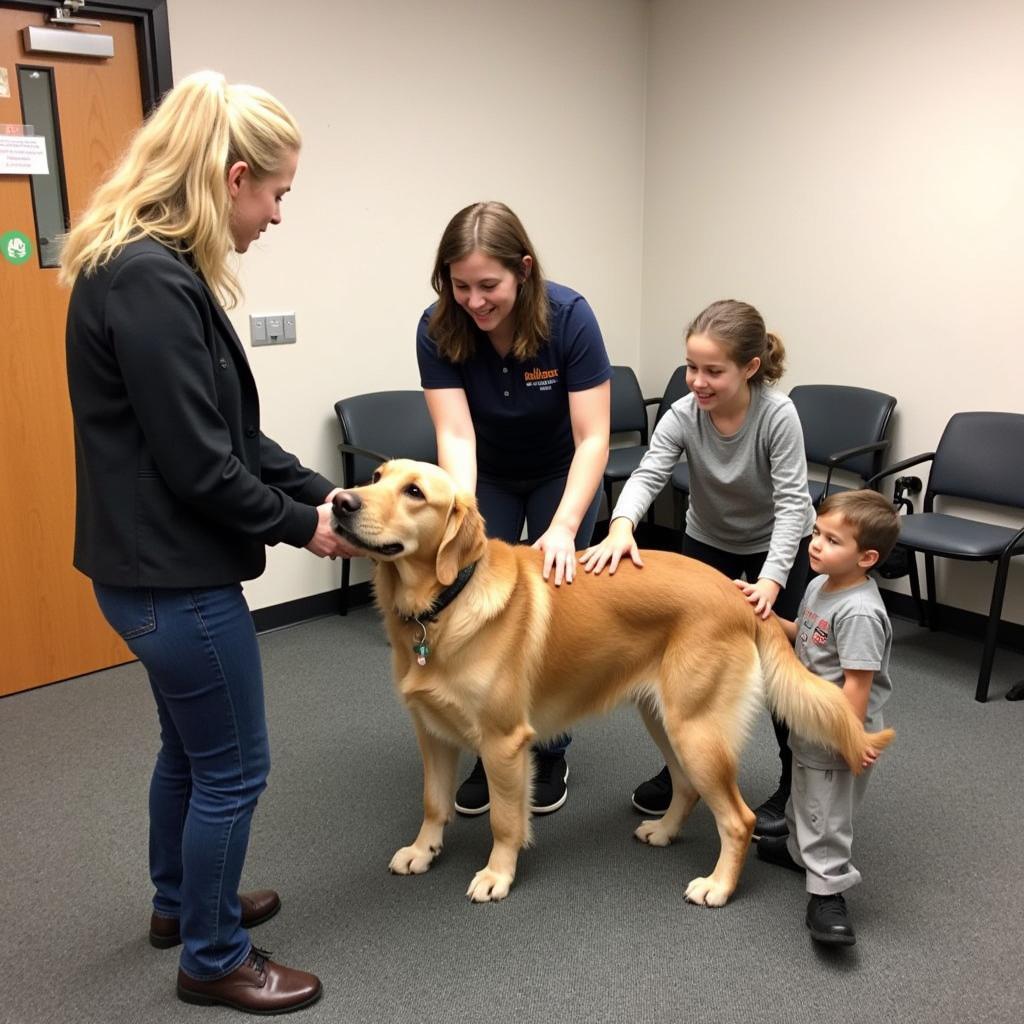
[413,641,430,666]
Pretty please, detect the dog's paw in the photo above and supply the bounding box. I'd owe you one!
[466,867,513,903]
[388,844,439,875]
[634,820,674,847]
[684,875,732,907]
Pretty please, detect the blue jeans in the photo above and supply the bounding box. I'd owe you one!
[476,473,603,758]
[93,583,268,980]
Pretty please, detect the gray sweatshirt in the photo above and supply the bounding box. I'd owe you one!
[612,384,814,587]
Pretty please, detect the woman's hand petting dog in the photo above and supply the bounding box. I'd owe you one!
[532,524,578,585]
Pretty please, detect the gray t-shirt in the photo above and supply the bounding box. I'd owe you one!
[790,574,893,770]
[611,384,814,587]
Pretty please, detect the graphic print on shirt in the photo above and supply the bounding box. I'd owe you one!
[524,367,560,392]
[798,608,831,649]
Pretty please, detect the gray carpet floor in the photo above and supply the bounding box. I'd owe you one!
[1,607,1022,1024]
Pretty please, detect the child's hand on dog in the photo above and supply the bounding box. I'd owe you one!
[579,518,643,576]
[731,577,780,620]
[861,746,881,769]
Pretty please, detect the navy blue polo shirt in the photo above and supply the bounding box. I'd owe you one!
[417,281,611,481]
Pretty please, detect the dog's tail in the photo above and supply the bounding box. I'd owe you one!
[755,616,894,774]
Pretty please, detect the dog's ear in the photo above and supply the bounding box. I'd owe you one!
[436,492,487,585]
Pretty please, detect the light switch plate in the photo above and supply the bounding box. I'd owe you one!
[250,315,268,345]
[250,311,296,346]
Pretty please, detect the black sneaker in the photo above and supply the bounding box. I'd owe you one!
[531,754,568,815]
[806,893,856,946]
[756,835,804,874]
[631,765,671,815]
[752,783,789,838]
[454,758,489,816]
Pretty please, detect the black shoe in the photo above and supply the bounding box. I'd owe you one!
[531,754,568,815]
[756,836,804,874]
[631,765,671,816]
[806,893,856,946]
[752,783,790,838]
[454,758,489,816]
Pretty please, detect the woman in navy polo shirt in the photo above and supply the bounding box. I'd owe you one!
[417,201,612,816]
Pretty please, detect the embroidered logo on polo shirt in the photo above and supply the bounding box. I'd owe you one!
[524,367,560,391]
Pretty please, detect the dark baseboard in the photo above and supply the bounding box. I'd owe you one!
[252,582,374,632]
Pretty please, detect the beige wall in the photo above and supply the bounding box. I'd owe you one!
[643,0,1024,624]
[167,0,649,608]
[167,0,1023,626]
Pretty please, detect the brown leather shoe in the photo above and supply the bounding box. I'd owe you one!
[149,889,281,949]
[177,947,322,1014]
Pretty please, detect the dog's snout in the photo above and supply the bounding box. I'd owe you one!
[332,490,362,516]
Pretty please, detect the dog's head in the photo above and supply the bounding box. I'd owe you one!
[331,459,487,584]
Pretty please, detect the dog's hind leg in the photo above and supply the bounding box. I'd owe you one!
[667,716,755,907]
[389,714,459,877]
[633,700,700,847]
[466,722,535,903]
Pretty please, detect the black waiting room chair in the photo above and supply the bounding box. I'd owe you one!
[788,384,897,507]
[868,411,1024,702]
[604,364,690,525]
[333,390,438,613]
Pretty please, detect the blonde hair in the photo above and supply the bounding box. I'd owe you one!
[686,299,786,384]
[59,70,300,307]
[427,201,549,363]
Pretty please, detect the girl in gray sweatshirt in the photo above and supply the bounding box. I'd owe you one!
[581,299,814,837]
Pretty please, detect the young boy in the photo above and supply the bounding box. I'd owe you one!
[739,489,899,947]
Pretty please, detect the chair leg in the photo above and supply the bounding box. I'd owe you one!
[340,557,351,617]
[923,552,937,630]
[976,556,1011,703]
[906,549,925,627]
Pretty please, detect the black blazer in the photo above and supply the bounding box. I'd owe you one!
[66,238,334,587]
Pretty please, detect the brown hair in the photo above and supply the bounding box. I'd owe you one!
[427,201,549,363]
[818,489,900,563]
[686,299,785,384]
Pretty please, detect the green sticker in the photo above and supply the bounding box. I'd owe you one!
[2,230,33,265]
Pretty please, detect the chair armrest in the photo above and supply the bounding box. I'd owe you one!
[337,441,392,464]
[819,440,892,501]
[643,397,661,409]
[824,440,890,469]
[865,451,935,488]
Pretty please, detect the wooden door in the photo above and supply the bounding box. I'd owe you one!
[0,6,146,695]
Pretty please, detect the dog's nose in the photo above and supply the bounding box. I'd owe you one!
[332,491,362,516]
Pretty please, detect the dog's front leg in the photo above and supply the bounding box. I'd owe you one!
[466,724,535,903]
[389,715,459,877]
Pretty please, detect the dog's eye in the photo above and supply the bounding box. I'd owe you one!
[371,470,382,483]
[404,484,425,500]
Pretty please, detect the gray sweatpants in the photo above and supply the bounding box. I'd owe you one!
[783,757,873,895]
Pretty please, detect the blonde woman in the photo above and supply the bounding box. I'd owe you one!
[62,71,349,1014]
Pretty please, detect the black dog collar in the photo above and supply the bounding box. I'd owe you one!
[401,562,478,625]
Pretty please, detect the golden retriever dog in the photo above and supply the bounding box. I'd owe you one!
[332,459,894,907]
